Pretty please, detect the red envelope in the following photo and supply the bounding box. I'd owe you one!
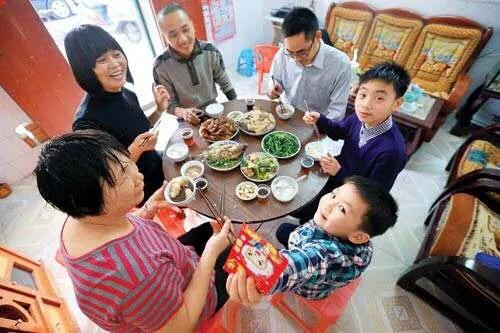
[223,224,288,294]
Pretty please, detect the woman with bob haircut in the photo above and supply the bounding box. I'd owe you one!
[35,129,232,332]
[65,24,168,200]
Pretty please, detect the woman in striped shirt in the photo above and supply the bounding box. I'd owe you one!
[35,129,232,332]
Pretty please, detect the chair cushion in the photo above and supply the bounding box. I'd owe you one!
[430,193,500,259]
[359,13,423,70]
[406,24,482,97]
[457,140,500,178]
[326,6,373,59]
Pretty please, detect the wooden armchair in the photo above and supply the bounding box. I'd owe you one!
[358,9,424,71]
[324,2,374,60]
[398,185,500,332]
[427,124,500,213]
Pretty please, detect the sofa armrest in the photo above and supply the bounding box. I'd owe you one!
[445,73,471,114]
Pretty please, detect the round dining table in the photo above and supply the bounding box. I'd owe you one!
[162,99,329,224]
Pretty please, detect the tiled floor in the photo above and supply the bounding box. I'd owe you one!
[0,71,466,332]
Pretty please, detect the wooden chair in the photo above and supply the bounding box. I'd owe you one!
[427,124,500,215]
[398,184,500,332]
[324,2,375,60]
[358,9,424,71]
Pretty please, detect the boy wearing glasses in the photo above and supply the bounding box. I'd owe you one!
[268,7,351,121]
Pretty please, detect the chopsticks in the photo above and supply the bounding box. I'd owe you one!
[303,99,320,138]
[271,75,286,115]
[139,117,162,147]
[198,189,237,243]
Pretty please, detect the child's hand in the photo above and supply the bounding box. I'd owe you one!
[226,267,264,307]
[320,153,341,176]
[204,216,233,257]
[303,111,320,125]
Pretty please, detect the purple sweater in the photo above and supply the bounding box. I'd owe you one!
[317,113,407,191]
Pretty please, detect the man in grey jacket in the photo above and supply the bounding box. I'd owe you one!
[154,4,237,125]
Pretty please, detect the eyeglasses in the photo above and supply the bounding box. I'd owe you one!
[283,40,315,59]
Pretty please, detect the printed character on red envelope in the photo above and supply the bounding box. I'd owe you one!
[223,224,288,294]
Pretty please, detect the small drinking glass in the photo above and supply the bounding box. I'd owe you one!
[245,98,255,111]
[256,184,271,202]
[181,128,194,146]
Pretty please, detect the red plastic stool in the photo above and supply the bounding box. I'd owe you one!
[270,277,361,333]
[254,44,279,95]
[155,207,187,238]
[196,300,240,332]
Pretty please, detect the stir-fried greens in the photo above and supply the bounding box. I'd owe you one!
[241,152,279,181]
[262,131,300,158]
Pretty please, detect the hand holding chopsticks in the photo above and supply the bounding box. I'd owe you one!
[303,100,320,138]
[270,76,286,115]
[139,117,162,147]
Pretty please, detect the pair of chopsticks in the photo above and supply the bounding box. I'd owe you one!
[139,117,162,147]
[303,99,320,138]
[198,186,237,243]
[271,75,286,115]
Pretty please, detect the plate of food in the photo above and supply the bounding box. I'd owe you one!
[164,176,196,206]
[240,152,279,182]
[262,131,301,159]
[235,181,258,201]
[199,116,239,142]
[199,140,247,171]
[238,110,276,136]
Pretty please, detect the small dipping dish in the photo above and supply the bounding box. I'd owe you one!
[195,177,208,191]
[256,184,271,202]
[300,156,314,169]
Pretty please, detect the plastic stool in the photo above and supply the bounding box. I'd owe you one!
[197,300,240,332]
[237,48,255,77]
[270,277,361,333]
[254,44,279,95]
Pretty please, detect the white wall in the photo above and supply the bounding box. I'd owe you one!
[315,0,500,101]
[213,0,267,71]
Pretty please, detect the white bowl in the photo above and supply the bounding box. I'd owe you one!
[205,103,224,118]
[180,160,204,179]
[275,103,295,120]
[227,111,244,122]
[305,141,326,161]
[164,176,196,206]
[235,181,258,201]
[166,143,189,162]
[271,176,299,202]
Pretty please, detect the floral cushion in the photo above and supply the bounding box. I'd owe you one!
[326,6,373,59]
[457,140,500,177]
[359,14,423,71]
[430,193,499,259]
[406,24,482,95]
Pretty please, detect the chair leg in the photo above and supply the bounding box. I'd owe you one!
[257,71,264,95]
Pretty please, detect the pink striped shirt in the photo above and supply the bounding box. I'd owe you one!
[61,214,217,332]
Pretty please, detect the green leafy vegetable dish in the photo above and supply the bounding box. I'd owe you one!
[240,152,279,182]
[261,131,301,159]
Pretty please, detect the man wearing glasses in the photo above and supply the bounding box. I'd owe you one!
[268,7,351,120]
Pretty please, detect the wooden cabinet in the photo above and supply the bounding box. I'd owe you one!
[0,245,78,332]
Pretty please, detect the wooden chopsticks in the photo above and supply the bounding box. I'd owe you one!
[198,189,237,243]
[139,118,162,147]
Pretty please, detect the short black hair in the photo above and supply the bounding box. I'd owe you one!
[282,7,319,40]
[359,62,411,98]
[35,130,130,218]
[344,176,398,237]
[64,24,133,96]
[157,3,187,20]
